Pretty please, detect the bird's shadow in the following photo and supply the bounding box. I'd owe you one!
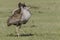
[7,33,34,37]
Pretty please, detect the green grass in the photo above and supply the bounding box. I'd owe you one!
[0,0,60,40]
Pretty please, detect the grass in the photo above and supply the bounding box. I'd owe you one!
[0,0,60,40]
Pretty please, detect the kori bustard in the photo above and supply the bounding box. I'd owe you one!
[7,2,31,37]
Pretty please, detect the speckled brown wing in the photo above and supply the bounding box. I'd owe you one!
[7,9,22,26]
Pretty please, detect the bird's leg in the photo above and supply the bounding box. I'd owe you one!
[19,25,25,33]
[16,26,19,37]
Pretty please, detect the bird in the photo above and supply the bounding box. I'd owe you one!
[7,2,31,37]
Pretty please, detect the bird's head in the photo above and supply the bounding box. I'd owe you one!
[18,2,26,8]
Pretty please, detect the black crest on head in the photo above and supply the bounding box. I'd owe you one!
[18,2,26,8]
[18,2,22,8]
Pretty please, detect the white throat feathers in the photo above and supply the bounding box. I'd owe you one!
[21,6,31,21]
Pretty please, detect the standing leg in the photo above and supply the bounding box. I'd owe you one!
[19,25,25,34]
[16,26,19,37]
